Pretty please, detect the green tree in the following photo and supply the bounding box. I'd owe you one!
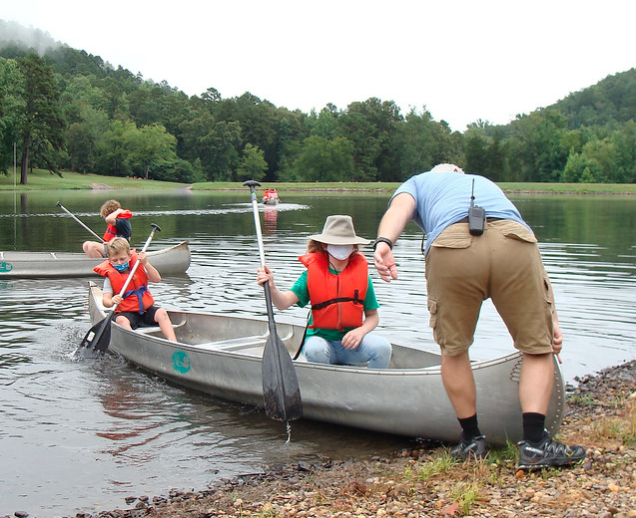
[609,121,636,182]
[395,107,453,180]
[305,106,340,139]
[338,98,403,181]
[463,129,490,177]
[125,123,178,179]
[96,120,133,177]
[507,109,569,182]
[16,53,66,184]
[179,112,242,181]
[66,104,109,173]
[0,57,24,174]
[292,135,354,182]
[213,92,280,176]
[562,152,600,182]
[236,143,267,181]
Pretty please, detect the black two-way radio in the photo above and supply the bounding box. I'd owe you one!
[468,179,485,236]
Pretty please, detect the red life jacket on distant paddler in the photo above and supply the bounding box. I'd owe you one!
[93,252,155,314]
[299,252,368,331]
[103,210,133,242]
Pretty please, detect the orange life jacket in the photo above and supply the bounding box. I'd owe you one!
[93,252,155,314]
[299,252,368,331]
[103,210,133,242]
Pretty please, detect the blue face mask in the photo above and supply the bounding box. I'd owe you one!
[113,262,129,273]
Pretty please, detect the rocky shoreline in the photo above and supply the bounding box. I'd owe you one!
[7,360,636,518]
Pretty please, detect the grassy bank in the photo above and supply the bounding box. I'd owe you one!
[0,169,186,190]
[3,168,636,194]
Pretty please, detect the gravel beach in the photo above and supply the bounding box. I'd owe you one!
[6,360,636,518]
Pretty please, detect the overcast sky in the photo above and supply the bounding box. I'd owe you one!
[2,0,635,131]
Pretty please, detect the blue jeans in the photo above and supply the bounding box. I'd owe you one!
[303,333,392,369]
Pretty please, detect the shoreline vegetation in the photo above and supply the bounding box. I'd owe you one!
[2,169,636,195]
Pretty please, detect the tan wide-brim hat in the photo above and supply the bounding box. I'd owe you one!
[309,215,370,245]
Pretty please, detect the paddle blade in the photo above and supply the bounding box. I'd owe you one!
[80,314,113,353]
[262,333,303,422]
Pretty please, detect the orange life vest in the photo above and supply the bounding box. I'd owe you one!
[103,210,133,242]
[299,252,368,331]
[93,252,155,314]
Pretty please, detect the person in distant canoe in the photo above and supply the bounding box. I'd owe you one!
[83,199,132,258]
[372,163,586,470]
[256,215,392,369]
[94,237,177,342]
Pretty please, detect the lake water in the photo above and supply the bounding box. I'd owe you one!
[0,188,635,516]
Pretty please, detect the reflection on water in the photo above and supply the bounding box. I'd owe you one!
[0,191,635,516]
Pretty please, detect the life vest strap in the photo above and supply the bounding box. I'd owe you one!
[311,291,363,311]
[123,286,148,314]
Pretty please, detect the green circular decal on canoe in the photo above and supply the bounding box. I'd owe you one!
[172,350,191,374]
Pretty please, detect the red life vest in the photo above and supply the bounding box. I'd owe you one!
[299,252,368,331]
[93,252,155,314]
[103,210,133,242]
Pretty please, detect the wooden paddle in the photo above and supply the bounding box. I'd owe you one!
[243,180,303,422]
[80,223,162,353]
[56,201,105,242]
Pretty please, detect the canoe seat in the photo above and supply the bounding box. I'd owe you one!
[211,335,268,349]
[194,329,295,355]
[135,320,187,335]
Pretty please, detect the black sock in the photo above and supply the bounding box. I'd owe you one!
[522,412,546,444]
[458,414,481,441]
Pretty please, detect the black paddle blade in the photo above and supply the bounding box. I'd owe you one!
[262,334,302,422]
[80,315,113,353]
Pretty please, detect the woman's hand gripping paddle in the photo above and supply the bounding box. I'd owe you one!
[80,224,162,353]
[244,180,303,423]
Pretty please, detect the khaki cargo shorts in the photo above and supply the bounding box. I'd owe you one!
[425,220,554,356]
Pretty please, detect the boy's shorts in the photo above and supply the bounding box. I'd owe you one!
[425,220,554,357]
[116,305,161,329]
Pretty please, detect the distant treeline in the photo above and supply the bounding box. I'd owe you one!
[1,26,635,185]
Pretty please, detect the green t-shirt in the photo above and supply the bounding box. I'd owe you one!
[289,268,380,341]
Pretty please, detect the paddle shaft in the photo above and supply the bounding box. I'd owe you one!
[56,201,104,242]
[243,180,302,422]
[247,185,276,320]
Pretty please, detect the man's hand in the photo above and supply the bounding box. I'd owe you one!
[373,243,398,282]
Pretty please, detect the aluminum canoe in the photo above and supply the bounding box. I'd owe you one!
[87,281,565,445]
[0,241,190,278]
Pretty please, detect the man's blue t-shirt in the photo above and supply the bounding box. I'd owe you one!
[392,170,529,253]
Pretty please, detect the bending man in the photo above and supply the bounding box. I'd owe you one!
[372,163,585,470]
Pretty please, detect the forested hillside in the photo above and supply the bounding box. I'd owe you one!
[1,20,635,185]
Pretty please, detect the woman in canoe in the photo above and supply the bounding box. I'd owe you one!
[83,199,133,258]
[256,214,392,369]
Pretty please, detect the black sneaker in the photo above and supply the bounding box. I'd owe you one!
[518,431,586,470]
[450,434,487,460]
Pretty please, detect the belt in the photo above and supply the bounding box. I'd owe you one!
[455,216,507,224]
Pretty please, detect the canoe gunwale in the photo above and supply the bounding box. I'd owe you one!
[0,241,190,278]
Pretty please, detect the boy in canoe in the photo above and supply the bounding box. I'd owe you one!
[83,199,133,258]
[94,237,177,342]
[257,215,392,369]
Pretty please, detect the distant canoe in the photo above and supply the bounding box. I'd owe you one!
[262,189,279,205]
[0,241,191,278]
[86,281,565,445]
